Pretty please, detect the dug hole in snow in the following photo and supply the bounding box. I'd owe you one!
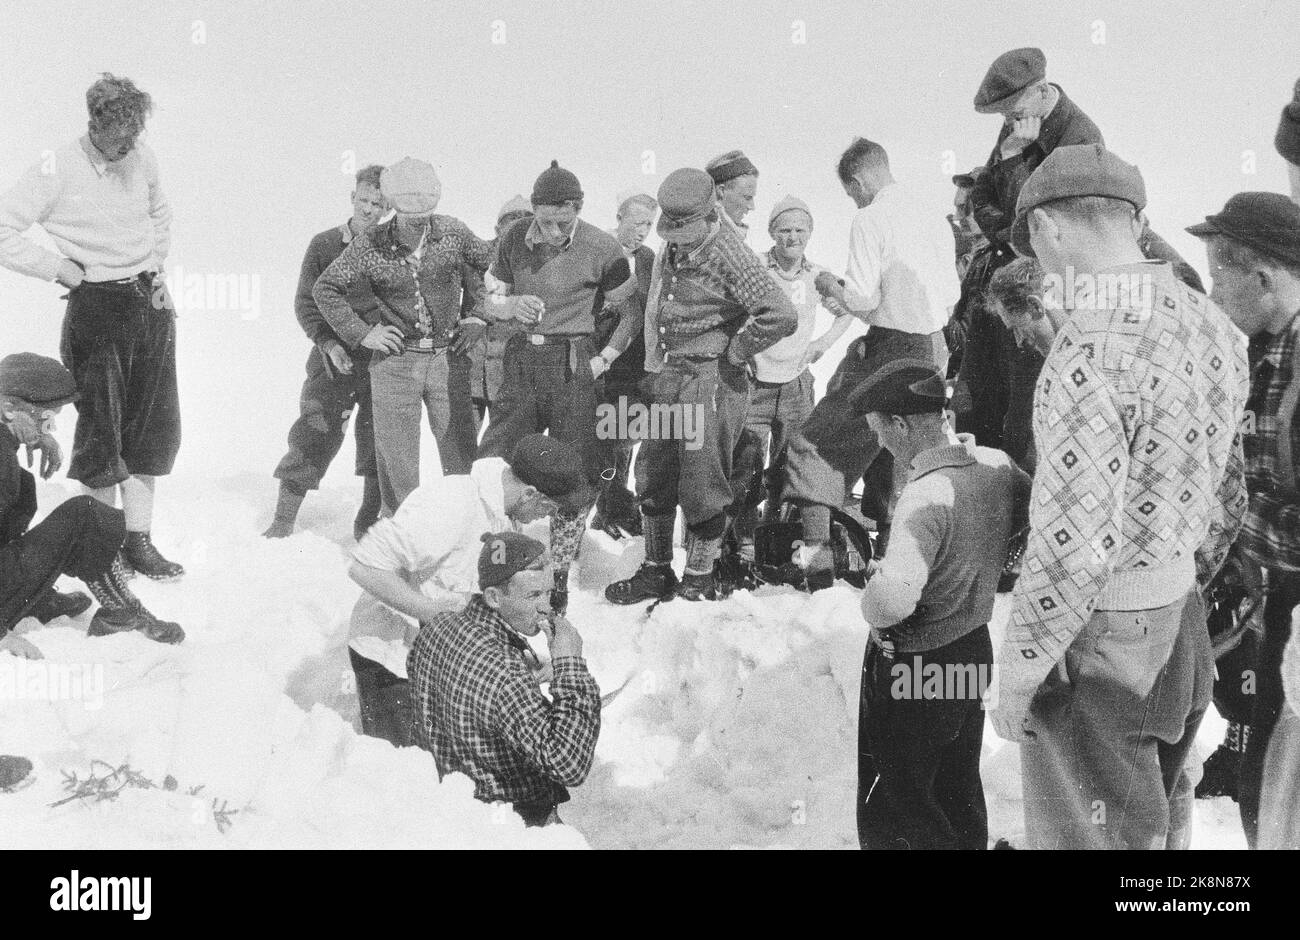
[0,467,1246,849]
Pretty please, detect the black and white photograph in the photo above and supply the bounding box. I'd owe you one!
[1,0,1297,905]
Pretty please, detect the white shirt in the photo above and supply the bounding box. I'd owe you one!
[843,182,956,336]
[348,457,513,669]
[754,251,827,384]
[0,137,170,282]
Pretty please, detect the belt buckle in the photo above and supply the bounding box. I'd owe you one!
[528,334,545,346]
[412,337,435,350]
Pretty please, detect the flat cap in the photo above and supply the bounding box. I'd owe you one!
[1187,191,1300,269]
[974,47,1047,114]
[851,359,949,416]
[656,168,717,237]
[705,150,759,185]
[381,157,441,214]
[1012,144,1146,257]
[0,353,78,407]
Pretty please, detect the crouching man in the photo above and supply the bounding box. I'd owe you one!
[346,433,594,746]
[408,530,600,827]
[1,353,183,647]
[856,360,1029,849]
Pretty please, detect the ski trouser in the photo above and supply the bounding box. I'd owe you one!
[858,623,992,850]
[730,370,815,540]
[1,494,124,634]
[273,345,376,492]
[59,273,181,489]
[1021,590,1213,850]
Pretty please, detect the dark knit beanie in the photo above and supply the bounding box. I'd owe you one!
[705,150,759,185]
[1276,77,1300,167]
[478,531,547,589]
[531,160,583,206]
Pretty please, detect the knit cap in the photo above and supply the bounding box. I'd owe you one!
[851,359,949,416]
[1276,77,1300,167]
[705,150,759,185]
[768,195,813,232]
[532,161,583,206]
[381,158,441,214]
[478,531,547,589]
[497,194,533,223]
[0,353,78,407]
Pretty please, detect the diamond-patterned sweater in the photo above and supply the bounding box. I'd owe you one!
[1002,262,1248,694]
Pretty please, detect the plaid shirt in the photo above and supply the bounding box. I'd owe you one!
[406,596,601,808]
[1238,310,1300,572]
[314,214,493,350]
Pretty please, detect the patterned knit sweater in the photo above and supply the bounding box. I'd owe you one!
[1001,262,1249,696]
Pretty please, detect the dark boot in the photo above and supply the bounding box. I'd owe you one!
[353,474,381,542]
[678,531,724,601]
[606,562,678,605]
[120,531,185,581]
[263,482,306,539]
[85,564,186,645]
[0,755,33,791]
[27,587,93,624]
[677,568,719,601]
[1196,722,1248,801]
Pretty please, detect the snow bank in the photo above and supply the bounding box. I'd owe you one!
[0,471,1245,849]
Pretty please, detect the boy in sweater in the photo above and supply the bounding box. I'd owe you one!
[857,360,1030,850]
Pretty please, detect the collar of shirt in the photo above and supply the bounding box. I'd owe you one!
[524,217,578,251]
[908,433,978,481]
[371,216,446,257]
[1003,84,1075,156]
[470,456,511,523]
[339,220,357,245]
[667,222,721,268]
[78,134,113,177]
[1261,307,1300,368]
[460,594,533,654]
[764,249,814,279]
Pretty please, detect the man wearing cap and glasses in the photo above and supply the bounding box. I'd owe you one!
[344,433,593,747]
[1187,191,1300,847]
[605,168,796,604]
[478,160,640,613]
[989,144,1248,850]
[0,74,185,583]
[314,157,493,518]
[1,352,184,653]
[855,359,1030,850]
[590,191,659,540]
[407,529,600,828]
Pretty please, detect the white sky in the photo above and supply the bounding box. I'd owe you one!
[3,0,1297,475]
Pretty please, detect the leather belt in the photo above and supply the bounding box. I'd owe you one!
[523,333,582,346]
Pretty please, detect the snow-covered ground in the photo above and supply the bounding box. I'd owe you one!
[0,465,1247,849]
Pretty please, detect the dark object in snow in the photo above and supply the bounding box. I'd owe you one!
[120,530,185,581]
[28,587,93,623]
[0,755,33,791]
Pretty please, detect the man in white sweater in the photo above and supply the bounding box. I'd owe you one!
[0,74,182,581]
[345,433,594,746]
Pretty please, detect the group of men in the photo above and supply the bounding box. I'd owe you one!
[2,56,1300,852]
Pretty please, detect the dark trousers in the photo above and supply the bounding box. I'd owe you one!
[595,373,649,521]
[478,334,608,485]
[1239,570,1300,848]
[1,495,125,633]
[731,372,815,539]
[636,357,750,538]
[273,346,376,492]
[858,624,992,850]
[348,648,412,748]
[1022,591,1212,850]
[59,274,181,488]
[784,328,947,532]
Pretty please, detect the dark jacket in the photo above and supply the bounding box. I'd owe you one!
[0,425,36,549]
[971,85,1104,245]
[294,223,381,353]
[596,243,654,386]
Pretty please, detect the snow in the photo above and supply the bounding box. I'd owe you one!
[0,469,1248,849]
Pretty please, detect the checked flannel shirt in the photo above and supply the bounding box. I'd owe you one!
[1000,262,1248,700]
[314,214,493,350]
[407,596,601,808]
[1238,310,1300,572]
